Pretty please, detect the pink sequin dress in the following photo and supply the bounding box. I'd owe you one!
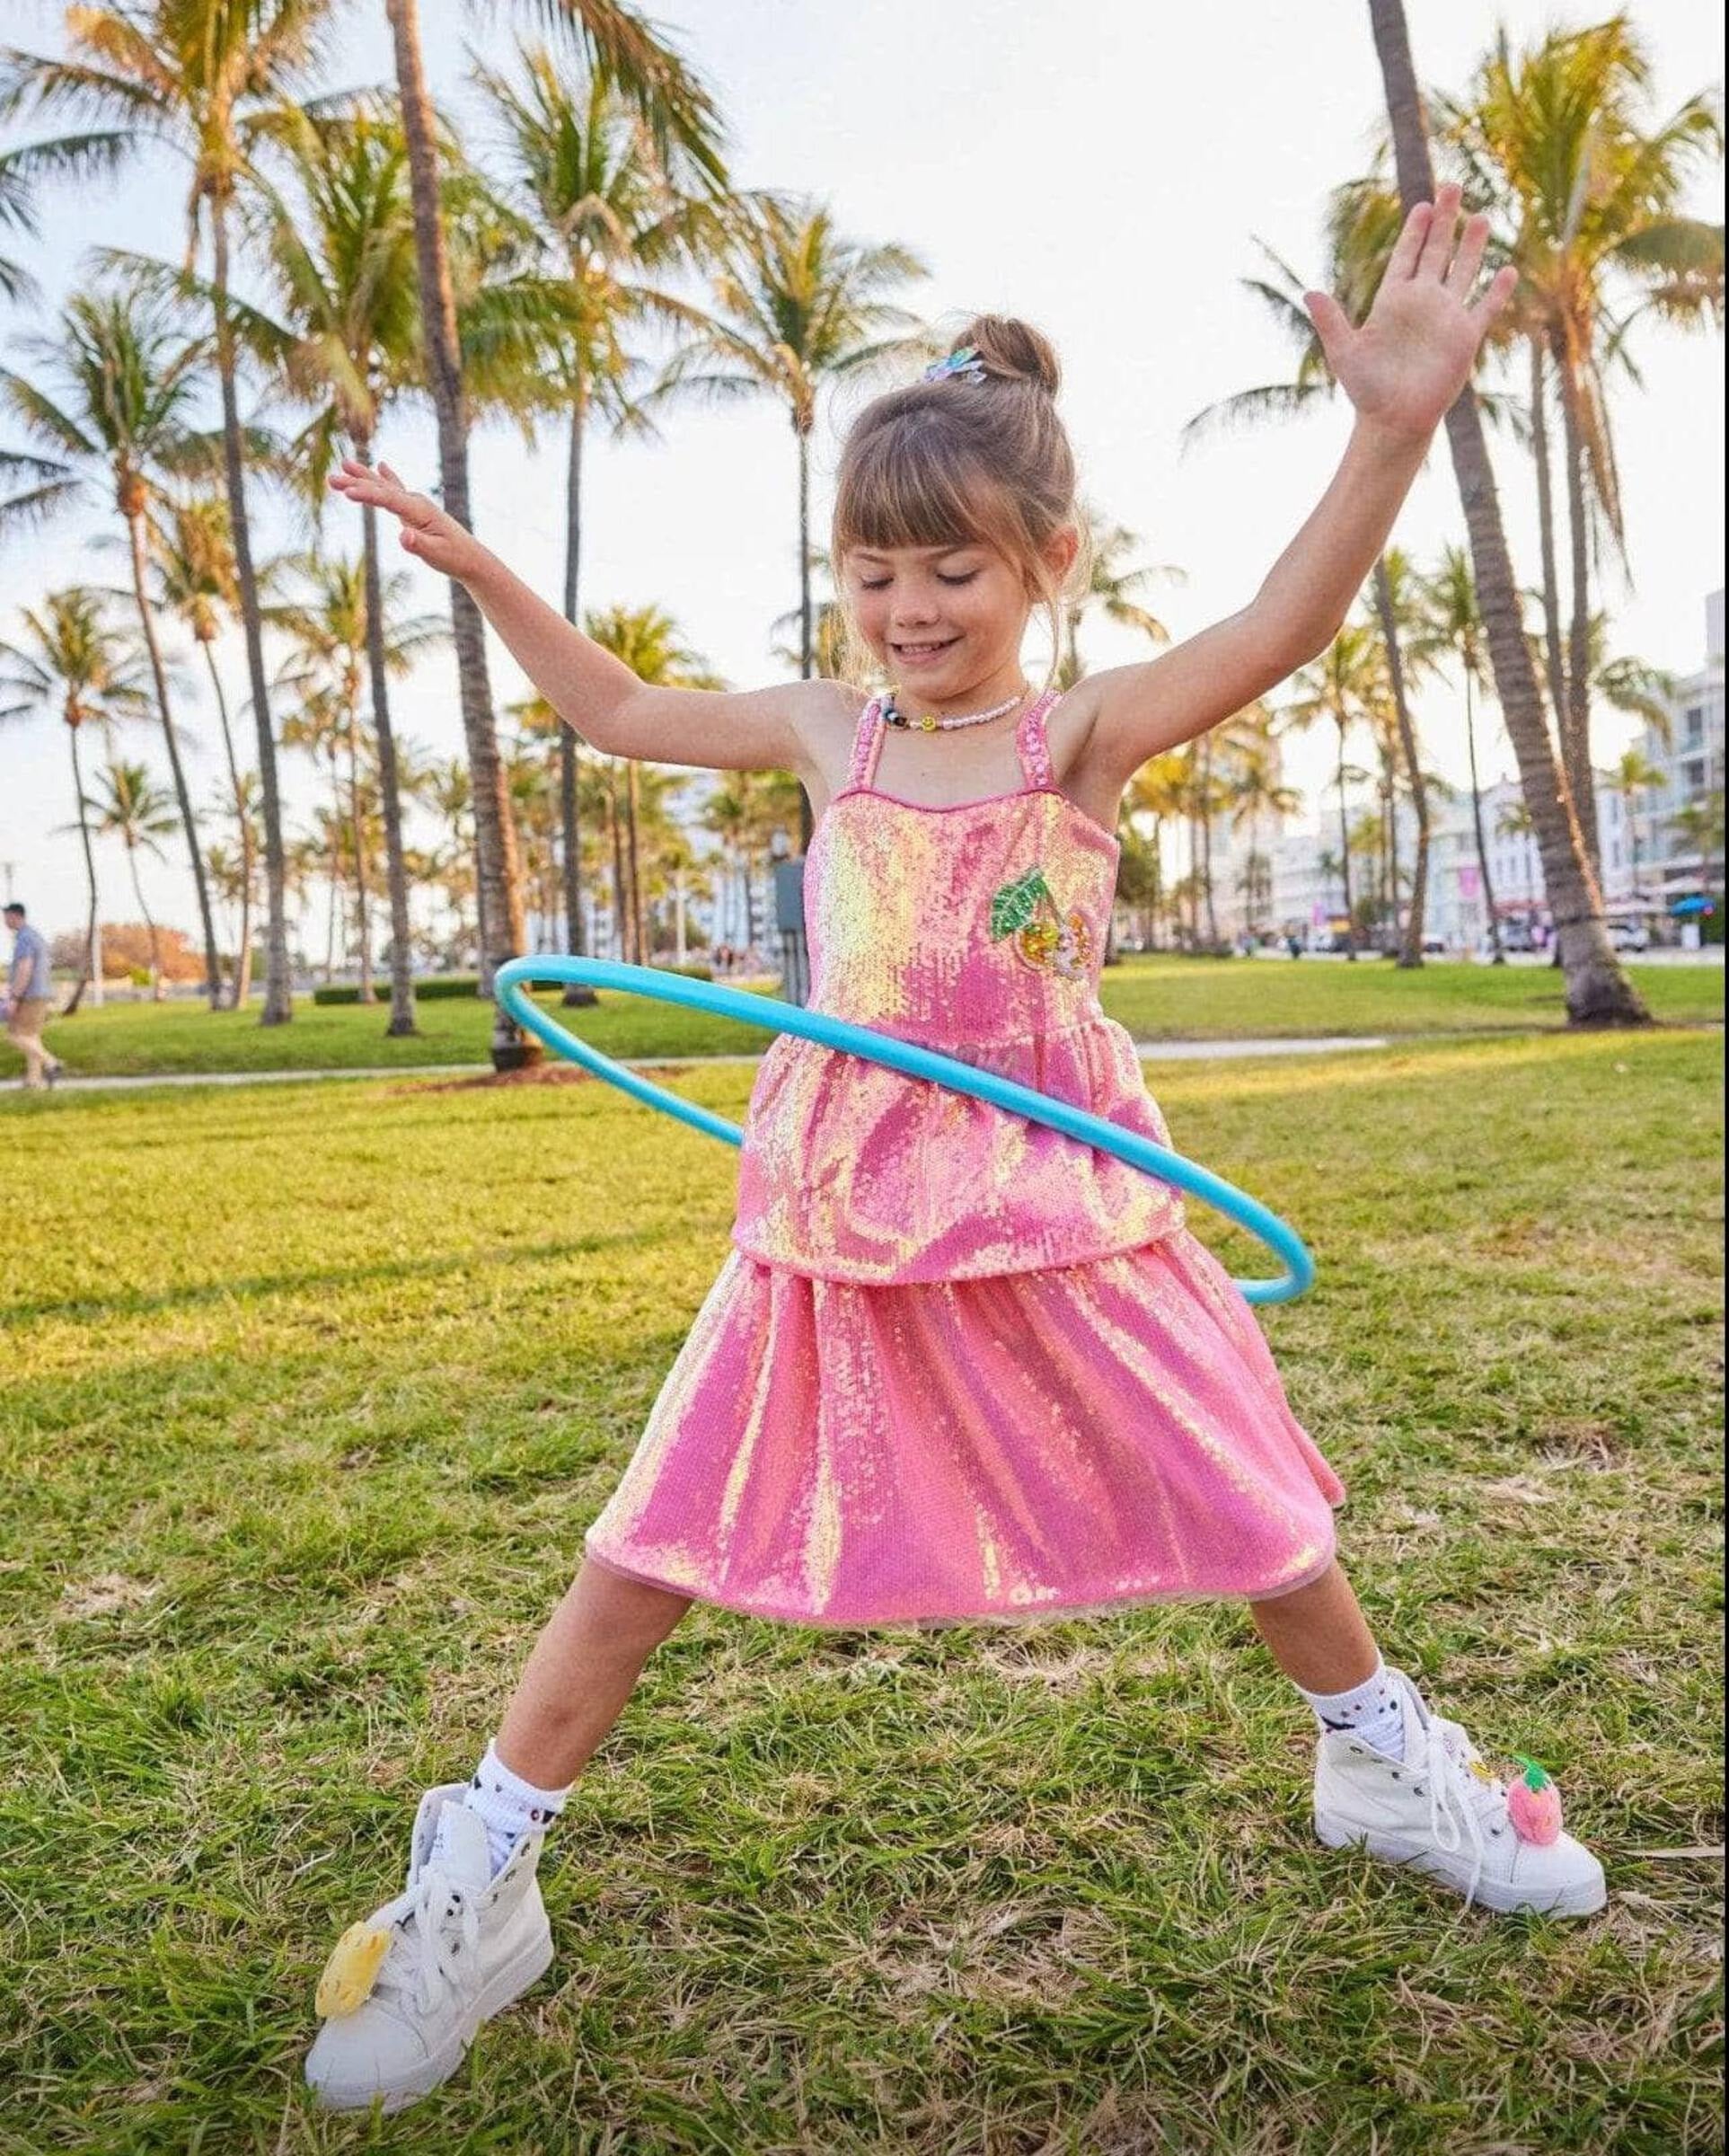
[584,690,1346,1627]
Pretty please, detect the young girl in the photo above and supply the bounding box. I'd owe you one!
[307,185,1604,2116]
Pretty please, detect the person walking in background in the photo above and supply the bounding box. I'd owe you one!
[4,902,64,1091]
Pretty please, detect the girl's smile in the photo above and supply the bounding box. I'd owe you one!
[842,539,1064,712]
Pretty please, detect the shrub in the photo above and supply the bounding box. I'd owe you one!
[312,975,483,1006]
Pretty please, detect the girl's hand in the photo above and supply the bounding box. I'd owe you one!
[326,457,488,582]
[1303,182,1517,445]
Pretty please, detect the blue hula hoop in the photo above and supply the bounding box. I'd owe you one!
[494,957,1315,1307]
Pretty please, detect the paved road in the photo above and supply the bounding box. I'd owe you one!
[23,1035,1398,1096]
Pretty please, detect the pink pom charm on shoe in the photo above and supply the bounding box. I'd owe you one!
[1505,1755,1564,1846]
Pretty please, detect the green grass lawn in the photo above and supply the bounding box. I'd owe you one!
[2,1032,1722,2151]
[9,953,1722,1079]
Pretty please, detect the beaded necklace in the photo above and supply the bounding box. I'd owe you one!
[879,685,1028,732]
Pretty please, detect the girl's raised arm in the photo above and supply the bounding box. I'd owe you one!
[1082,183,1516,786]
[326,459,858,779]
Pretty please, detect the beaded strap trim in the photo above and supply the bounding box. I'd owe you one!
[846,696,886,787]
[849,690,1057,796]
[1017,693,1056,789]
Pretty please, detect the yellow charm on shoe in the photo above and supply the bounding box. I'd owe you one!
[314,1921,393,2019]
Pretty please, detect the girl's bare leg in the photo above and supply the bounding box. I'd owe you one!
[492,1559,695,1788]
[1247,1559,1382,1692]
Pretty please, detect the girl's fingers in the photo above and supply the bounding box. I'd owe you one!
[1445,213,1490,295]
[1386,201,1432,282]
[1303,288,1354,367]
[1416,183,1461,278]
[1469,262,1519,324]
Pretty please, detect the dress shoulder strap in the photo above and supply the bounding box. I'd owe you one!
[845,695,885,789]
[1016,690,1060,790]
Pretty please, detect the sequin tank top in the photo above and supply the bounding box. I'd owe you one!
[731,690,1187,1285]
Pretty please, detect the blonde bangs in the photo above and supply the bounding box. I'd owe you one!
[833,412,1008,561]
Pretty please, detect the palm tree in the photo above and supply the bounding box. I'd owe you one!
[1434,21,1723,873]
[1367,0,1647,1026]
[1222,713,1302,940]
[204,766,262,985]
[149,495,256,1003]
[378,0,728,1065]
[0,588,153,1012]
[1,0,348,1025]
[2,133,137,304]
[253,106,433,1035]
[701,768,801,967]
[1186,206,1440,964]
[1605,745,1665,910]
[420,754,479,963]
[473,41,721,1004]
[1283,624,1386,959]
[581,603,720,963]
[1122,751,1189,950]
[1059,505,1179,687]
[1181,717,1265,955]
[0,287,224,1006]
[1363,546,1435,962]
[770,546,866,685]
[267,548,445,1004]
[1410,543,1504,960]
[84,757,181,995]
[658,194,927,848]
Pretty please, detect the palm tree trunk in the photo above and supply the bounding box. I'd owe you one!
[210,194,292,1024]
[1334,716,1357,959]
[345,694,375,1003]
[325,855,340,983]
[559,388,596,1006]
[1529,335,1568,744]
[64,722,100,1018]
[1200,733,1221,950]
[794,418,815,853]
[385,0,537,1070]
[625,758,645,963]
[356,481,420,1037]
[606,766,626,960]
[199,641,253,1006]
[127,842,164,998]
[127,508,220,1009]
[1373,557,1428,967]
[1462,665,1504,961]
[1367,0,1645,1027]
[1553,332,1603,880]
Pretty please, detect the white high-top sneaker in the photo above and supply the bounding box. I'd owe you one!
[304,1783,556,2114]
[1313,1666,1607,1917]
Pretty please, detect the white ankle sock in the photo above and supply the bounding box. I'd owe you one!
[1296,1653,1407,1760]
[462,1738,573,1877]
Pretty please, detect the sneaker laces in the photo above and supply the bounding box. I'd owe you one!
[1412,1710,1510,1912]
[370,1862,482,2018]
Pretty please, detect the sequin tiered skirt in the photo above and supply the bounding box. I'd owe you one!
[583,1226,1346,1630]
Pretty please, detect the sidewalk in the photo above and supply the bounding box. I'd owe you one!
[28,1034,1395,1096]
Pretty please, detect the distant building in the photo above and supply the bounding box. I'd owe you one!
[1627,588,1725,917]
[1218,590,1725,951]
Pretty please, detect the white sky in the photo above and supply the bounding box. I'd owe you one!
[1,0,1723,936]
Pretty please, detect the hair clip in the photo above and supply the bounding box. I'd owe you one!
[922,345,987,386]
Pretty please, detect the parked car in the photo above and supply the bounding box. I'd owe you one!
[1606,918,1650,952]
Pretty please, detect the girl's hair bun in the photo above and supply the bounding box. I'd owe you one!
[955,315,1062,399]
